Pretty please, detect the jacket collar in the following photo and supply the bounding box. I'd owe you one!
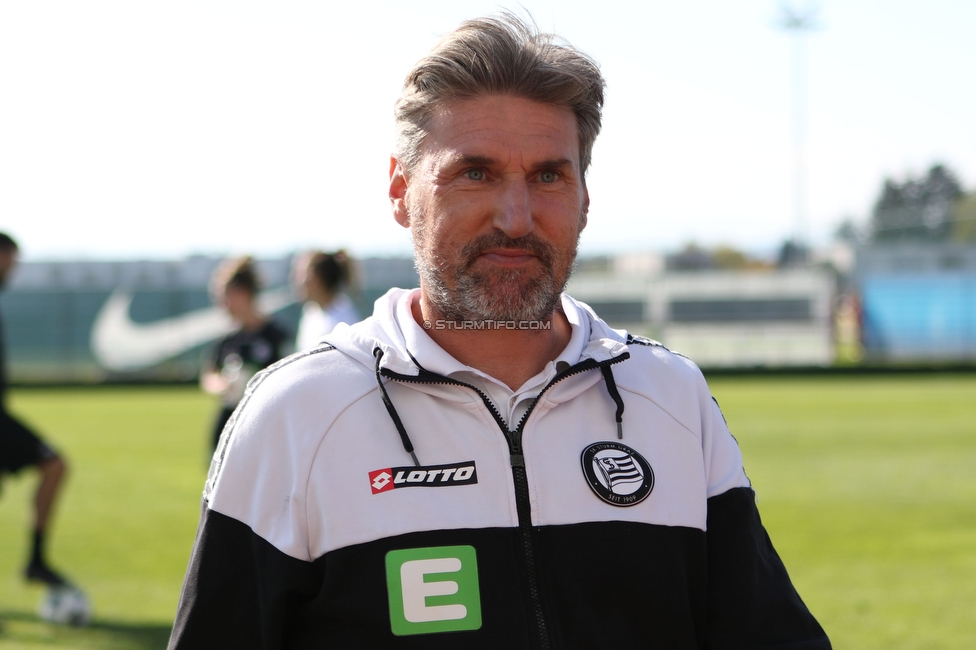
[326,288,629,378]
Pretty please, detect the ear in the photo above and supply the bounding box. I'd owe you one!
[389,156,410,228]
[580,186,590,231]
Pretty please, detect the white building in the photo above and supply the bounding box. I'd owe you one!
[568,262,835,368]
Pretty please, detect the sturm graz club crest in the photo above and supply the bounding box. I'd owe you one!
[580,442,654,506]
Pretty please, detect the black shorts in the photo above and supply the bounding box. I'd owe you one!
[0,410,57,476]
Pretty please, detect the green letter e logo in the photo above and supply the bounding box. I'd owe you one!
[385,545,482,636]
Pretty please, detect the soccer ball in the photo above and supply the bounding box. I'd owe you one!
[37,585,91,626]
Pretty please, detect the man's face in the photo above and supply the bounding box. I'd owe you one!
[391,95,589,322]
[0,248,18,289]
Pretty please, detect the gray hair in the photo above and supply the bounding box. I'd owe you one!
[394,13,605,176]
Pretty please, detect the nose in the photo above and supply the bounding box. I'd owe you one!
[491,177,533,239]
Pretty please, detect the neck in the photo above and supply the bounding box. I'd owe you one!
[237,309,266,331]
[312,288,336,309]
[414,292,572,391]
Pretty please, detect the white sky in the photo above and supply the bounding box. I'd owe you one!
[2,1,974,261]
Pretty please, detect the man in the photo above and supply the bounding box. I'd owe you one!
[0,233,72,587]
[170,14,830,648]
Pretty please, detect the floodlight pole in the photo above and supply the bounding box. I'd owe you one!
[779,4,816,249]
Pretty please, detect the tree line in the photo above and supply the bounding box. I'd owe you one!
[867,164,976,242]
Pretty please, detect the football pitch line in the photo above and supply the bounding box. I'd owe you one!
[0,376,973,649]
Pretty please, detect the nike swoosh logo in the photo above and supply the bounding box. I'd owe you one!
[90,287,296,371]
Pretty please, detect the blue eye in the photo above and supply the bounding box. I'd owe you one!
[540,171,557,183]
[466,169,485,181]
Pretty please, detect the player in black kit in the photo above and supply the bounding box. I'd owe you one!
[200,256,289,453]
[0,233,74,588]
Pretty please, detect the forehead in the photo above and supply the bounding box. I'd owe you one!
[421,95,580,167]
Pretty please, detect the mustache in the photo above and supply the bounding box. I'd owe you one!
[458,232,557,269]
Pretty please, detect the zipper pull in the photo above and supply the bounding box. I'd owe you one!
[510,453,525,467]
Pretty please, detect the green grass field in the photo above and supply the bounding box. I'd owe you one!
[1,376,974,649]
[0,387,212,649]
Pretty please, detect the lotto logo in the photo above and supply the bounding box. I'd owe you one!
[369,469,394,493]
[385,545,482,636]
[369,461,478,495]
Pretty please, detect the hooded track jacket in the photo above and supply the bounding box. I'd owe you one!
[169,289,830,649]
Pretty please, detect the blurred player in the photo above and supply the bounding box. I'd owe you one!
[291,250,360,350]
[200,256,289,452]
[0,233,74,588]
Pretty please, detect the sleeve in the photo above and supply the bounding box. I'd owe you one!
[206,337,225,373]
[170,360,326,649]
[167,501,323,650]
[697,379,831,648]
[705,488,831,648]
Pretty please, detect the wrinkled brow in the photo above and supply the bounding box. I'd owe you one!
[454,154,495,167]
[534,158,574,170]
[451,154,575,170]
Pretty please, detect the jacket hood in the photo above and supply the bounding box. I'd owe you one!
[324,288,630,377]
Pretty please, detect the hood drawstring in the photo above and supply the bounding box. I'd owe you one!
[600,364,625,439]
[374,345,625,455]
[373,347,421,467]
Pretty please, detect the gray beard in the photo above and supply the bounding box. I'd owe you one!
[412,218,579,323]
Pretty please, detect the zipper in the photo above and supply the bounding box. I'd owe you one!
[381,367,510,433]
[381,352,629,649]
